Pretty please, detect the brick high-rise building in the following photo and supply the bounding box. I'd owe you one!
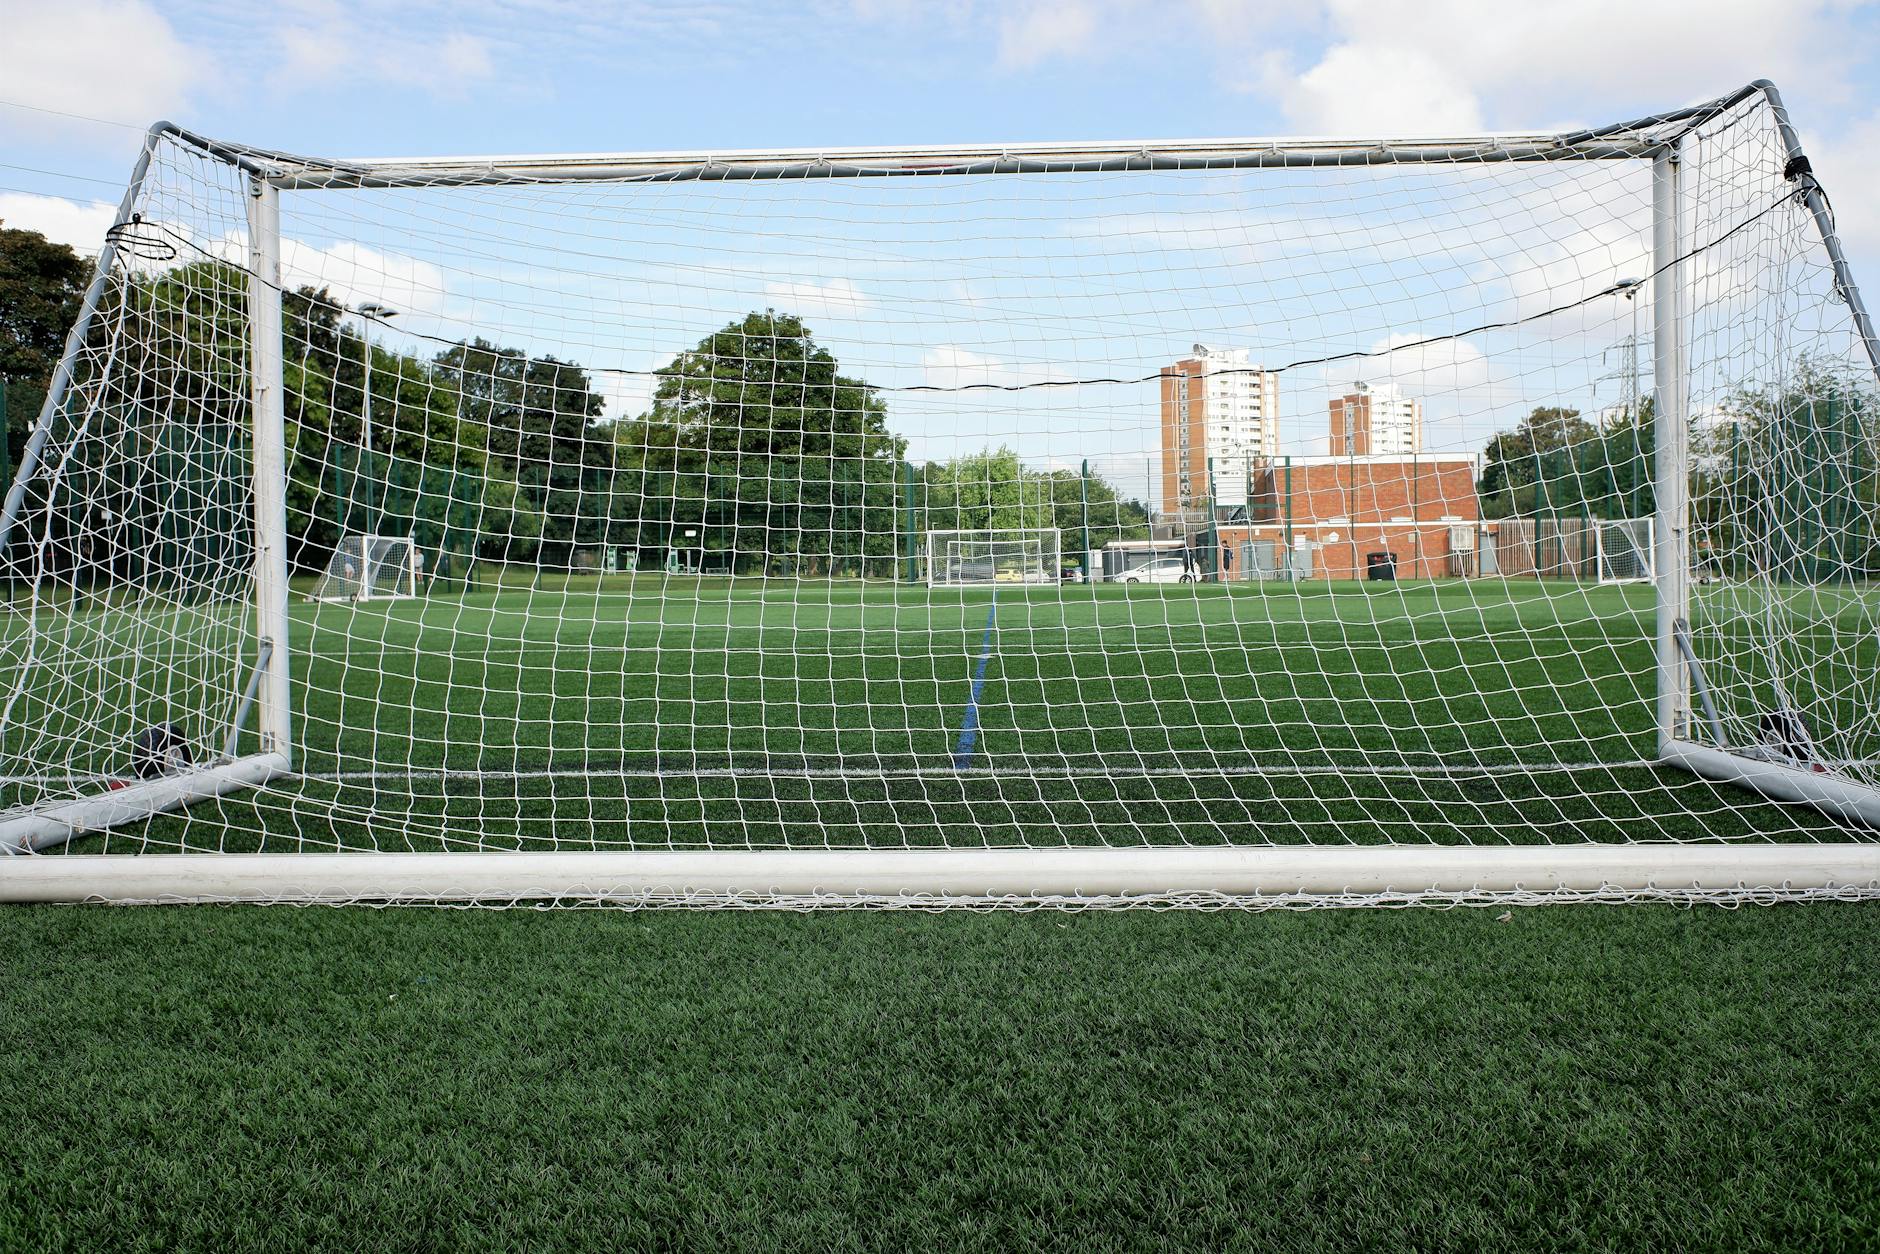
[1159,344,1279,512]
[1329,382,1421,456]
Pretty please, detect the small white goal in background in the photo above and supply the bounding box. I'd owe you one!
[1596,518,1656,585]
[926,529,1062,587]
[310,534,420,602]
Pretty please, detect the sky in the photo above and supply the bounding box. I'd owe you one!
[3,0,1879,487]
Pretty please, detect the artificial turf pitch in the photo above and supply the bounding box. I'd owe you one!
[19,574,1862,853]
[5,576,1879,1246]
[4,903,1879,1249]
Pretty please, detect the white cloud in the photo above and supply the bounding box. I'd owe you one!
[275,9,496,96]
[921,345,1061,389]
[0,193,119,253]
[1269,0,1863,136]
[996,0,1101,68]
[861,0,1864,138]
[278,23,351,84]
[592,365,658,423]
[392,32,496,96]
[194,230,451,325]
[1805,109,1880,265]
[1288,43,1483,135]
[761,278,872,320]
[1361,333,1489,396]
[438,33,496,81]
[0,0,203,140]
[276,239,451,322]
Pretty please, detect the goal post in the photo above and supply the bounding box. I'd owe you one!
[247,175,293,765]
[1594,519,1655,585]
[310,534,420,602]
[926,529,1062,587]
[7,84,1880,904]
[1649,89,1880,834]
[1653,143,1692,756]
[0,125,294,855]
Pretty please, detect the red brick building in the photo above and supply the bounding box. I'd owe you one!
[1210,453,1479,581]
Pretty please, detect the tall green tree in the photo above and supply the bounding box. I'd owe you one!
[0,228,90,469]
[1707,359,1880,579]
[434,338,609,565]
[1478,406,1600,519]
[1,258,255,590]
[614,311,903,575]
[916,449,1150,570]
[1479,401,1657,523]
[921,447,1051,532]
[1040,465,1151,551]
[0,228,88,378]
[283,287,496,578]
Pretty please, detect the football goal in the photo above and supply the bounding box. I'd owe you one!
[5,81,1880,906]
[1595,519,1656,585]
[927,529,1061,587]
[309,534,419,602]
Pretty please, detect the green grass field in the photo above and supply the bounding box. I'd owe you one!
[5,576,1880,1247]
[4,903,1879,1249]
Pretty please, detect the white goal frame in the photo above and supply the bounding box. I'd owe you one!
[925,528,1062,587]
[1594,518,1656,585]
[6,81,1880,904]
[311,533,420,603]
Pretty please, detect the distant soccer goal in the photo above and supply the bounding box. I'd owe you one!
[310,534,419,602]
[926,529,1061,587]
[6,83,1880,908]
[1595,519,1656,585]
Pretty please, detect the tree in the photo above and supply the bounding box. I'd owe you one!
[1706,358,1880,579]
[922,447,1051,532]
[0,227,89,377]
[280,287,499,579]
[614,311,904,575]
[1478,406,1600,519]
[434,338,609,565]
[0,228,90,462]
[1040,465,1151,554]
[916,450,1151,572]
[0,244,616,587]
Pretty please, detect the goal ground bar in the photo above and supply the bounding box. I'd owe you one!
[1662,738,1880,830]
[0,754,291,856]
[4,843,1879,905]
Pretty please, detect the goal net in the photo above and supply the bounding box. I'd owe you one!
[309,534,418,602]
[5,84,1880,906]
[927,530,1061,587]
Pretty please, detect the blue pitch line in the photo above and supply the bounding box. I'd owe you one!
[951,599,999,771]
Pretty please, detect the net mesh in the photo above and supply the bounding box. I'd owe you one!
[3,86,1879,903]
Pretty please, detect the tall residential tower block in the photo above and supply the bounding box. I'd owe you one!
[1159,344,1280,512]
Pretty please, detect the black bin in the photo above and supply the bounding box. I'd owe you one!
[1365,551,1398,582]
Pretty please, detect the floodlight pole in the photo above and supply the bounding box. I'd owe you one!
[356,302,397,540]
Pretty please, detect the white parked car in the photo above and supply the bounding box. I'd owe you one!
[1122,556,1196,584]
